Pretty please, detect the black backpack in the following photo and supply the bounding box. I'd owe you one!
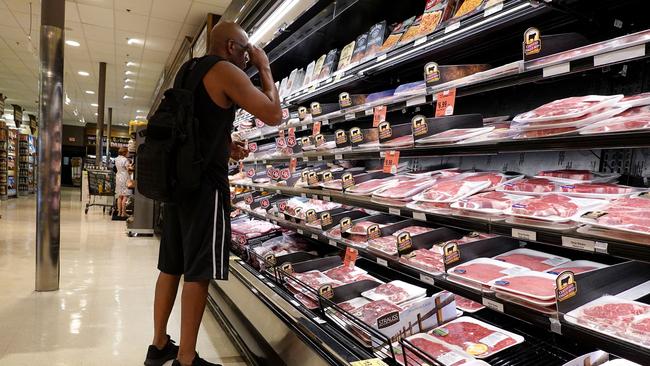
[136,56,221,202]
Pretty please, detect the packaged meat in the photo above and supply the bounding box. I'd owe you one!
[535,169,619,184]
[380,135,414,148]
[445,292,485,313]
[324,265,368,284]
[352,299,404,326]
[294,292,319,309]
[373,177,437,199]
[506,194,607,222]
[361,280,427,304]
[416,127,495,144]
[514,107,626,130]
[576,196,650,235]
[398,333,477,366]
[493,248,570,271]
[513,95,623,124]
[347,220,388,235]
[489,271,558,300]
[580,116,650,135]
[514,126,579,139]
[429,317,525,358]
[617,91,650,109]
[499,178,558,195]
[336,40,356,71]
[286,270,343,294]
[560,183,637,199]
[368,236,399,256]
[495,290,557,312]
[335,297,371,313]
[546,260,608,275]
[407,200,456,214]
[416,180,491,203]
[346,177,398,195]
[399,249,445,274]
[392,225,434,237]
[454,0,486,18]
[447,258,529,286]
[320,179,343,190]
[451,191,529,215]
[231,219,280,238]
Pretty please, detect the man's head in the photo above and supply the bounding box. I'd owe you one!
[209,21,250,70]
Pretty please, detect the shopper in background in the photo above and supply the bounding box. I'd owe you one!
[145,21,282,366]
[114,147,131,218]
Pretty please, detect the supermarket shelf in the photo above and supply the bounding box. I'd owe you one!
[232,182,650,264]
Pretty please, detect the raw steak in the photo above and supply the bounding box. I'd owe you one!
[363,283,412,304]
[515,96,612,121]
[464,172,508,188]
[451,263,515,284]
[346,234,368,243]
[324,266,366,284]
[547,266,597,275]
[399,249,444,273]
[538,169,593,181]
[328,227,342,238]
[381,135,414,147]
[560,183,633,195]
[231,220,280,238]
[368,236,398,255]
[452,294,485,312]
[620,92,650,102]
[430,321,517,357]
[392,226,433,236]
[402,337,470,366]
[582,118,650,134]
[374,177,433,198]
[321,180,343,190]
[455,233,495,245]
[630,317,650,334]
[609,197,650,210]
[618,105,650,117]
[516,127,578,139]
[348,221,385,234]
[510,194,578,218]
[352,300,403,326]
[348,178,392,194]
[336,297,370,313]
[294,293,319,309]
[580,302,650,327]
[455,191,514,211]
[495,253,561,271]
[597,214,650,233]
[493,275,556,298]
[422,180,485,202]
[289,270,341,292]
[502,178,557,193]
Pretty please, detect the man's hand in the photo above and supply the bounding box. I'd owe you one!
[230,141,249,161]
[248,45,270,70]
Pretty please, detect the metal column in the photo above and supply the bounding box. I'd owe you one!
[95,61,106,166]
[105,107,112,158]
[36,0,65,291]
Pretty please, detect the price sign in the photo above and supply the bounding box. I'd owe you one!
[312,121,321,136]
[373,105,387,127]
[383,150,400,173]
[289,157,297,172]
[280,168,291,180]
[255,119,265,128]
[275,137,286,148]
[248,142,258,153]
[435,88,457,117]
[286,135,296,147]
[344,247,358,267]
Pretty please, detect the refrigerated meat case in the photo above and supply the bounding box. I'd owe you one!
[212,0,650,365]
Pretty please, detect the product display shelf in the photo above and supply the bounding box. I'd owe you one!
[6,129,17,198]
[0,122,7,200]
[232,181,650,265]
[231,201,650,365]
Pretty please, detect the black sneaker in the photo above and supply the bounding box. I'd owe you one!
[144,335,179,366]
[171,353,222,366]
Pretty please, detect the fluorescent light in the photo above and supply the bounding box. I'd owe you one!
[123,95,133,100]
[78,71,90,76]
[136,109,146,113]
[249,0,300,45]
[91,103,98,107]
[85,90,95,95]
[65,94,71,105]
[127,38,141,45]
[124,78,133,83]
[125,71,135,75]
[124,85,133,89]
[94,112,98,116]
[135,115,146,119]
[65,40,80,47]
[126,61,136,67]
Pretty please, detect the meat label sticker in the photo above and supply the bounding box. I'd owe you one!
[523,27,541,56]
[367,224,382,240]
[438,352,468,365]
[314,134,326,147]
[266,166,274,179]
[335,130,348,145]
[376,311,400,329]
[478,332,510,348]
[282,108,290,120]
[298,106,308,120]
[349,127,363,144]
[312,121,321,136]
[383,150,400,174]
[248,142,258,153]
[310,102,322,115]
[378,121,392,140]
[289,157,297,172]
[443,242,461,265]
[278,200,288,212]
[280,262,294,275]
[319,284,334,300]
[339,92,352,108]
[435,88,457,117]
[511,228,537,241]
[411,115,428,136]
[341,173,355,191]
[396,232,412,253]
[556,270,577,302]
[424,62,441,86]
[340,217,353,232]
[288,127,296,139]
[344,247,358,267]
[305,209,318,224]
[373,105,387,127]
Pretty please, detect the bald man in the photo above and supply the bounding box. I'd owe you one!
[144,22,282,366]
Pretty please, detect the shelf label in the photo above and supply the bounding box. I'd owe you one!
[595,241,608,254]
[377,258,388,267]
[594,44,645,66]
[301,125,308,131]
[383,150,400,174]
[290,300,301,307]
[413,212,426,221]
[549,317,562,335]
[482,298,504,313]
[322,119,329,125]
[377,54,388,62]
[389,207,401,216]
[325,77,333,84]
[435,88,457,117]
[419,274,435,285]
[413,36,428,47]
[345,113,356,120]
[334,72,343,83]
[406,95,427,107]
[276,189,282,194]
[297,229,304,235]
[266,282,275,288]
[445,22,461,33]
[561,237,595,252]
[335,154,343,160]
[543,62,570,78]
[311,233,319,240]
[328,239,337,246]
[257,274,265,280]
[512,228,537,241]
[365,109,374,116]
[313,316,327,324]
[373,105,387,127]
[302,157,309,162]
[483,2,503,17]
[351,359,389,366]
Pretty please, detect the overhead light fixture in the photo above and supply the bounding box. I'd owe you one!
[136,109,146,113]
[94,112,98,116]
[78,71,90,76]
[125,71,135,75]
[127,38,141,45]
[249,0,300,45]
[91,103,98,107]
[65,40,80,47]
[73,109,79,116]
[85,90,95,95]
[124,85,133,89]
[126,61,136,67]
[124,78,133,83]
[123,95,133,100]
[135,115,146,119]
[65,94,71,105]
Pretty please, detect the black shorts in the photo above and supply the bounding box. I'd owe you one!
[158,184,231,281]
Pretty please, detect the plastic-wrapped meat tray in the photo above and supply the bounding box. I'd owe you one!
[397,333,478,366]
[415,127,494,144]
[368,236,399,256]
[493,248,570,271]
[373,177,436,199]
[445,292,485,313]
[457,128,518,145]
[380,135,414,148]
[576,196,650,235]
[513,107,625,130]
[392,225,434,236]
[498,178,558,195]
[286,270,343,294]
[489,271,557,300]
[347,220,388,235]
[535,169,620,184]
[415,179,490,203]
[323,265,368,284]
[559,183,638,199]
[361,280,426,304]
[428,316,525,358]
[451,191,529,215]
[399,249,444,274]
[546,260,608,275]
[352,299,403,326]
[580,115,650,135]
[506,194,608,222]
[513,95,623,123]
[447,258,529,286]
[514,127,580,139]
[346,177,397,195]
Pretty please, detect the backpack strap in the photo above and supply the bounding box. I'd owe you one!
[183,55,223,92]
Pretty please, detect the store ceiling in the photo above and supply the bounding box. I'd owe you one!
[0,0,231,128]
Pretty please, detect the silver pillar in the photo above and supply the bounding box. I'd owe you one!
[95,62,106,166]
[36,0,65,291]
[105,107,112,158]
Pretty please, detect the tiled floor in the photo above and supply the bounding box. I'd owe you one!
[0,188,246,365]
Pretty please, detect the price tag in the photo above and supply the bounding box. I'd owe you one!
[561,237,596,252]
[413,36,428,47]
[483,1,503,17]
[595,241,608,254]
[276,189,282,194]
[345,113,356,120]
[482,298,504,313]
[297,229,304,235]
[313,317,327,324]
[322,119,329,126]
[248,142,258,153]
[328,239,337,246]
[435,88,457,117]
[377,54,388,62]
[266,282,275,288]
[389,207,401,216]
[311,234,319,240]
[512,228,537,241]
[543,62,570,78]
[594,44,646,67]
[275,137,286,148]
[290,300,301,307]
[323,196,331,202]
[257,274,265,280]
[301,125,308,131]
[419,274,435,285]
[351,359,389,366]
[335,154,343,160]
[344,247,359,267]
[406,95,427,107]
[373,105,387,127]
[365,109,374,116]
[377,258,388,267]
[309,84,318,93]
[312,121,321,136]
[325,77,333,84]
[383,150,400,174]
[413,212,426,221]
[445,22,461,34]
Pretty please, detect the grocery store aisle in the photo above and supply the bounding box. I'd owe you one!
[0,188,246,365]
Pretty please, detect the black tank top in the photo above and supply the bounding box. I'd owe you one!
[193,61,236,192]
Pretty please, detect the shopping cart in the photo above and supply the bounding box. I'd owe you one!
[85,169,116,215]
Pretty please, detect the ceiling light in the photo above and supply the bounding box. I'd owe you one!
[136,109,146,113]
[249,0,300,45]
[124,85,133,89]
[125,71,135,75]
[124,78,133,83]
[65,40,80,47]
[126,61,136,67]
[127,38,141,45]
[78,71,90,76]
[91,103,98,107]
[85,90,95,95]
[123,95,133,100]
[65,94,71,105]
[94,112,98,116]
[135,115,146,119]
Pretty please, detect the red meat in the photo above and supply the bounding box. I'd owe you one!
[399,249,444,273]
[294,293,319,309]
[609,197,650,210]
[392,226,433,236]
[348,221,384,234]
[560,183,632,195]
[630,317,650,334]
[374,177,432,198]
[452,294,485,312]
[518,96,605,119]
[581,302,650,327]
[464,172,507,188]
[347,234,368,243]
[431,321,517,357]
[502,178,556,193]
[620,92,650,102]
[349,178,392,193]
[368,236,398,255]
[516,127,578,138]
[495,253,559,271]
[494,275,556,298]
[366,283,411,304]
[455,191,513,211]
[324,266,366,284]
[352,299,403,325]
[289,270,341,291]
[618,105,650,117]
[423,180,484,201]
[597,213,650,232]
[403,337,469,366]
[537,169,593,181]
[451,263,512,284]
[510,194,578,218]
[584,119,650,134]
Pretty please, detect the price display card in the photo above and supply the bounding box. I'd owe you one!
[435,88,457,117]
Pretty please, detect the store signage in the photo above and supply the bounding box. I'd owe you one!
[312,121,321,136]
[373,105,387,127]
[335,129,348,145]
[349,127,363,144]
[244,194,254,205]
[280,168,291,180]
[396,232,412,253]
[424,62,441,86]
[341,173,355,190]
[339,92,352,108]
[314,133,326,147]
[298,106,308,120]
[322,171,333,182]
[275,137,286,149]
[435,88,456,117]
[340,217,352,232]
[260,198,270,209]
[556,271,577,302]
[289,157,297,172]
[523,27,542,56]
[318,284,334,300]
[28,114,37,129]
[248,142,258,153]
[265,254,277,267]
[12,105,23,128]
[320,212,332,226]
[301,136,312,147]
[344,247,358,267]
[377,121,392,140]
[310,102,322,115]
[307,171,319,185]
[366,224,381,240]
[382,150,400,174]
[255,119,265,128]
[271,168,281,180]
[246,167,256,178]
[443,241,461,265]
[280,262,294,275]
[411,115,428,136]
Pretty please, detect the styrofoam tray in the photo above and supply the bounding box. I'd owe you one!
[504,195,609,223]
[558,183,641,199]
[428,316,525,359]
[533,171,620,185]
[416,127,495,144]
[488,271,558,301]
[493,248,571,271]
[579,115,650,135]
[414,181,491,203]
[361,280,427,305]
[372,178,437,199]
[495,292,557,315]
[546,260,608,275]
[451,192,530,215]
[398,333,480,366]
[515,107,626,131]
[447,258,530,287]
[513,95,623,123]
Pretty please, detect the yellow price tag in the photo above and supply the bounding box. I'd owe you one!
[350,359,389,366]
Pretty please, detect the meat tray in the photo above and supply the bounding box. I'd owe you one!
[575,195,650,236]
[493,248,571,272]
[450,192,530,215]
[414,180,491,203]
[415,127,495,144]
[447,258,530,287]
[397,332,483,366]
[488,271,558,301]
[513,107,626,131]
[559,183,641,199]
[513,95,623,124]
[546,260,609,275]
[580,115,650,135]
[504,194,608,223]
[534,170,620,184]
[361,280,427,304]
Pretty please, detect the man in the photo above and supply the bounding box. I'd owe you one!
[144,21,282,366]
